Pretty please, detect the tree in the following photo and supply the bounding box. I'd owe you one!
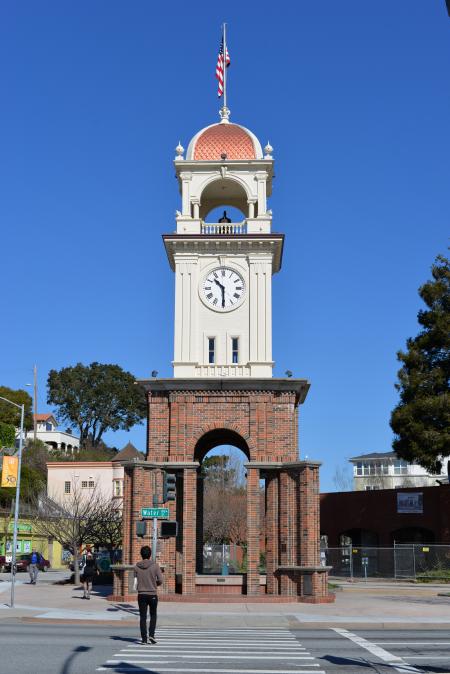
[89,498,122,556]
[47,362,146,448]
[0,422,15,449]
[32,485,121,584]
[390,253,450,473]
[332,463,353,492]
[0,386,33,432]
[0,464,45,508]
[202,453,247,544]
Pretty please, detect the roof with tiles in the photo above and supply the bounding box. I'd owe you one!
[188,122,262,161]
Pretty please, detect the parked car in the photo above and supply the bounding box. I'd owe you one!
[69,559,85,572]
[4,554,50,573]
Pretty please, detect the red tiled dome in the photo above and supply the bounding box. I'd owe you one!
[193,123,257,160]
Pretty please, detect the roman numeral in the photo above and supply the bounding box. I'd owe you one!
[213,298,218,305]
[235,287,242,291]
[207,293,213,299]
[213,272,218,278]
[205,286,211,291]
[221,269,225,276]
[233,293,240,299]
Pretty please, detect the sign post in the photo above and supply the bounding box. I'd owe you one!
[362,556,368,582]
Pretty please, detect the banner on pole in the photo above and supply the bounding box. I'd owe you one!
[1,456,19,487]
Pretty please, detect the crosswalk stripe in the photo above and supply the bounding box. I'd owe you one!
[98,669,325,673]
[107,655,315,660]
[98,627,325,674]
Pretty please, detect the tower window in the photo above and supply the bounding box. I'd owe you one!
[232,337,239,364]
[208,338,215,364]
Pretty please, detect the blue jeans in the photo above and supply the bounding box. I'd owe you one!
[29,564,39,583]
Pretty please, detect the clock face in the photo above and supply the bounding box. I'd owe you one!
[201,267,245,311]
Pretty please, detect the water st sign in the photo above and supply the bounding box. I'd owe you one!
[141,508,169,519]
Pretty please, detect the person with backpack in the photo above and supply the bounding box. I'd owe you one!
[133,545,163,644]
[81,552,98,599]
[29,549,42,584]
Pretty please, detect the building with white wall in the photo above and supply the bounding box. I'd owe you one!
[349,451,449,491]
[26,413,80,452]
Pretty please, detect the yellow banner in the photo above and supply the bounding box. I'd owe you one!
[1,456,18,488]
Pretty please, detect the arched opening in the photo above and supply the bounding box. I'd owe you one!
[339,528,380,577]
[192,429,262,587]
[199,178,250,221]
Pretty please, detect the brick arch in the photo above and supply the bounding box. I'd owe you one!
[190,423,256,463]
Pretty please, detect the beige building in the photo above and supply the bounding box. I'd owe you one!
[46,442,142,502]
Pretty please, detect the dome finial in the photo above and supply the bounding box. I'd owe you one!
[175,141,184,161]
[264,141,273,159]
[219,106,231,124]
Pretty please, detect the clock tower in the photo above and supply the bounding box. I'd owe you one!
[164,109,282,378]
[113,106,333,604]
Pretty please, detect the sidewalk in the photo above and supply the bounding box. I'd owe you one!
[1,576,450,628]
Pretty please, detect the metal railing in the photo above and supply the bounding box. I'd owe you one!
[201,222,247,235]
[324,545,450,580]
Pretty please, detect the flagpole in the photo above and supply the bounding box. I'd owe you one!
[223,23,227,111]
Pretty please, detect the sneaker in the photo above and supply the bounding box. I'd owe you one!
[148,636,157,644]
[140,639,148,645]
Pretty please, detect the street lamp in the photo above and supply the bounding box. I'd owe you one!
[0,395,25,608]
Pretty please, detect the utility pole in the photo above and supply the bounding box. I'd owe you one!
[0,396,25,608]
[33,364,37,442]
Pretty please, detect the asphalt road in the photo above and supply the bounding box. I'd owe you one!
[0,623,449,674]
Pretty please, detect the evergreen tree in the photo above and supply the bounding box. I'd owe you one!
[390,253,450,473]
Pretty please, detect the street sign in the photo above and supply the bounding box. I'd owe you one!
[141,507,169,519]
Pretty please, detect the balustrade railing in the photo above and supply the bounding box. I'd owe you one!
[201,222,247,235]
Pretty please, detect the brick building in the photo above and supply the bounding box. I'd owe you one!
[112,103,332,602]
[320,484,450,547]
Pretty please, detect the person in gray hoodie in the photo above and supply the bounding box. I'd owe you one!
[133,545,163,644]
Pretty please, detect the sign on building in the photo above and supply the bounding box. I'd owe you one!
[397,492,423,514]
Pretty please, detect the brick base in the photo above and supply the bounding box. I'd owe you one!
[107,592,335,603]
[119,380,332,604]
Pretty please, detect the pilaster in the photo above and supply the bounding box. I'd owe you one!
[182,467,197,594]
[246,466,260,595]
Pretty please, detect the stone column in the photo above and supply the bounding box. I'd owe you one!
[298,465,320,568]
[278,469,298,596]
[196,474,204,574]
[246,466,260,595]
[182,467,197,594]
[265,471,279,595]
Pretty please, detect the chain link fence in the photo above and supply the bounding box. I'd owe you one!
[324,545,450,580]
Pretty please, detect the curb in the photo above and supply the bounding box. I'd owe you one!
[17,616,450,629]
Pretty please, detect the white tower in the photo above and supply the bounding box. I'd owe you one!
[164,111,283,378]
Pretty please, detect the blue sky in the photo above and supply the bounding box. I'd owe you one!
[1,1,449,492]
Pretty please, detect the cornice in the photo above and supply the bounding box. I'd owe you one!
[138,377,310,405]
[163,234,284,273]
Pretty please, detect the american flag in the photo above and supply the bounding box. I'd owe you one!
[216,38,230,98]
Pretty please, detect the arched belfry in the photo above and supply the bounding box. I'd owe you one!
[113,109,333,603]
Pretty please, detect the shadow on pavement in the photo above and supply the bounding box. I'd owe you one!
[104,664,159,674]
[110,636,141,644]
[322,655,374,668]
[323,655,450,673]
[111,603,139,616]
[60,645,91,674]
